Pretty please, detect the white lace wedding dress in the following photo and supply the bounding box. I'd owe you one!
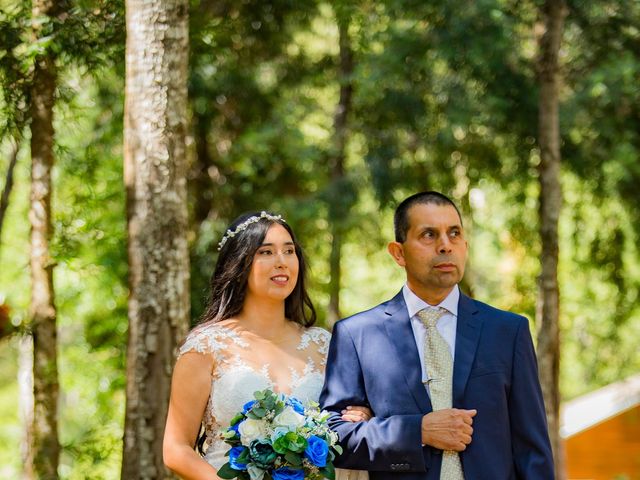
[179,321,367,480]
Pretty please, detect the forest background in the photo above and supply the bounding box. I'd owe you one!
[1,0,639,479]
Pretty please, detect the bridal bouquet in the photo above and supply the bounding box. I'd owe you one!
[216,389,342,480]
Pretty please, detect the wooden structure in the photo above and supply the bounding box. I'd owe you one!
[561,373,640,480]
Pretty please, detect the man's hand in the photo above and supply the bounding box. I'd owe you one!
[421,408,476,451]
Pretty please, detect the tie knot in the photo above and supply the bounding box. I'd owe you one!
[417,307,446,329]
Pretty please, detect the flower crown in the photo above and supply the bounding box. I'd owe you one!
[218,211,286,251]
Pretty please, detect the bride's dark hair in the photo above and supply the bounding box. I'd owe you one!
[199,211,316,327]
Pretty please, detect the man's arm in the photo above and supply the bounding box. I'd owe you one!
[509,318,555,479]
[320,319,427,472]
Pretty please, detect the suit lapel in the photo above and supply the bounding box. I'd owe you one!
[382,291,432,413]
[453,293,483,406]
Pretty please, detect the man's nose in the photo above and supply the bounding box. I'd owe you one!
[437,235,452,253]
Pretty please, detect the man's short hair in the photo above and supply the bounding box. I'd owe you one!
[394,191,463,243]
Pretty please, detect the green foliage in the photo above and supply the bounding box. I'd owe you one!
[1,1,640,478]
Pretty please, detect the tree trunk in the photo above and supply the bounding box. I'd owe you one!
[327,14,354,326]
[536,1,566,478]
[19,334,35,480]
[0,138,20,245]
[122,0,190,478]
[29,0,60,477]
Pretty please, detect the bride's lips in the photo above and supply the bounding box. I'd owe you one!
[270,275,289,286]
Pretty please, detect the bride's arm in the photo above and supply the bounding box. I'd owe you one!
[163,352,221,480]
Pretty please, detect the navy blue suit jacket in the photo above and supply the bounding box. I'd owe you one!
[319,291,554,480]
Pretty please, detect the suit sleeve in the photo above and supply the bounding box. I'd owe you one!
[319,320,429,472]
[509,318,555,479]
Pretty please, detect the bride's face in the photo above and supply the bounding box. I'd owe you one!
[246,223,299,302]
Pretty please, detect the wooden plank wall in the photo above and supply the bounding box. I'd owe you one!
[564,405,640,480]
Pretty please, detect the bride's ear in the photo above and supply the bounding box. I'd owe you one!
[387,242,406,267]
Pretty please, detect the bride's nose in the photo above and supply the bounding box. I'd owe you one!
[274,253,287,268]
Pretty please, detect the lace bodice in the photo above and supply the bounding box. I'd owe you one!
[178,321,331,469]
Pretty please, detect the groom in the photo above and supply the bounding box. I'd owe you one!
[320,191,554,479]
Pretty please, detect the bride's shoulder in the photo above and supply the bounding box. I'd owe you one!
[178,320,243,356]
[298,325,331,352]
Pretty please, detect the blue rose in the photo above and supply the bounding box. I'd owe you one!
[228,446,248,470]
[286,397,305,414]
[272,467,304,480]
[304,435,329,467]
[242,400,257,413]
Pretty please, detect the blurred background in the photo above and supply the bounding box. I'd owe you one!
[1,0,639,478]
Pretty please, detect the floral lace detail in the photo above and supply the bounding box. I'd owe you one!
[177,321,331,470]
[178,321,249,368]
[298,326,331,365]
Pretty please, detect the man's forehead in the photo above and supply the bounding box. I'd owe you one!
[407,203,463,227]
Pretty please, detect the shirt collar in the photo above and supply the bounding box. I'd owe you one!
[402,284,460,319]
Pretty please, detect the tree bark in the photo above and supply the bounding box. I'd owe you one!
[0,138,20,245]
[536,1,566,478]
[327,14,354,326]
[19,334,35,480]
[29,0,60,477]
[122,0,190,478]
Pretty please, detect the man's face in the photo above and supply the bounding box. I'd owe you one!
[388,202,468,304]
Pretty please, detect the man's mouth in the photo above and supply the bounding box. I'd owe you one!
[434,263,456,272]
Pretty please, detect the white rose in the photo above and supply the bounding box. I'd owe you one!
[238,418,268,446]
[272,406,305,430]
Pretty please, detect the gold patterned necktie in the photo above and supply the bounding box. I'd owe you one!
[418,308,464,480]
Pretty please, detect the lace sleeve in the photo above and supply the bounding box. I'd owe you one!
[298,326,332,366]
[178,322,226,359]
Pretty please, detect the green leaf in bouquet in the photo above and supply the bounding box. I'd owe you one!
[284,451,303,466]
[230,413,245,425]
[320,462,335,480]
[237,448,251,464]
[272,432,307,454]
[333,445,343,455]
[217,463,241,479]
[288,433,307,453]
[263,396,276,411]
[252,407,267,418]
[254,390,267,400]
[272,435,289,454]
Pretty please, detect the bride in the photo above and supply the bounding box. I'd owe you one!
[163,211,371,479]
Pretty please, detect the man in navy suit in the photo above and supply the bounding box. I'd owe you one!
[320,191,554,479]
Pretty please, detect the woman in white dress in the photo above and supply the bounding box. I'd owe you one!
[163,211,371,480]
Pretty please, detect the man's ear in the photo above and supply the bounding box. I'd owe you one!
[387,241,406,267]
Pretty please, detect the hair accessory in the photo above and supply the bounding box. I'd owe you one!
[218,211,285,251]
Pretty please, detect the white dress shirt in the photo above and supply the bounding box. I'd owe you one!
[403,284,460,389]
